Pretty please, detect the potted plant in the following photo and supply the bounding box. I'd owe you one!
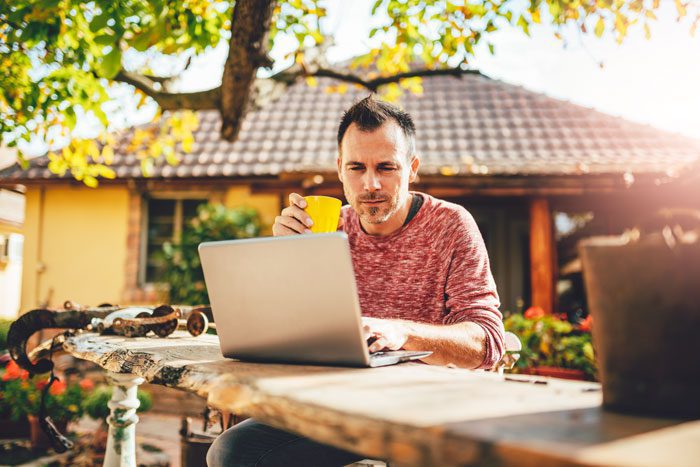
[0,355,30,438]
[1,359,91,450]
[504,307,596,381]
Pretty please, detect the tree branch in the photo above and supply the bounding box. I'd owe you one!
[220,0,277,141]
[113,70,220,111]
[270,64,483,92]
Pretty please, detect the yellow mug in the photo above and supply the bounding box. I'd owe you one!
[303,196,342,233]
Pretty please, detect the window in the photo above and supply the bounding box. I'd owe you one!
[142,198,207,284]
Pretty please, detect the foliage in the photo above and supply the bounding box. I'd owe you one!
[160,203,261,305]
[1,360,93,422]
[81,385,152,421]
[504,307,597,380]
[2,1,698,185]
[0,318,12,351]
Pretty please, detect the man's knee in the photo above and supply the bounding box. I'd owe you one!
[206,419,299,467]
[206,425,250,467]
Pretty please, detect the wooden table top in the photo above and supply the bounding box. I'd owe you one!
[63,331,700,466]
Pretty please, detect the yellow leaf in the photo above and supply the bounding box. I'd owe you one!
[595,17,605,37]
[83,175,99,188]
[531,9,541,24]
[674,0,687,18]
[150,140,163,158]
[336,84,348,95]
[88,141,100,161]
[102,145,114,165]
[181,134,194,153]
[644,23,651,39]
[97,165,116,179]
[305,76,318,87]
[381,83,402,102]
[141,158,154,177]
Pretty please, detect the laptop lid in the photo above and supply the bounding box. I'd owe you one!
[198,232,371,366]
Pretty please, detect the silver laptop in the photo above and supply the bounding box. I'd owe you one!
[198,232,431,367]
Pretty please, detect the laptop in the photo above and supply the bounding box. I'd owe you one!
[198,232,431,367]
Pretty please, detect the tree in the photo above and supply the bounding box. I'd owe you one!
[1,0,698,186]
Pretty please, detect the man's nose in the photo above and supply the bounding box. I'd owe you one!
[362,171,382,191]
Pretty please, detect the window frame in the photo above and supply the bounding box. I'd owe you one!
[139,191,212,286]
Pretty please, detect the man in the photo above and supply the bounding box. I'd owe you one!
[207,96,504,467]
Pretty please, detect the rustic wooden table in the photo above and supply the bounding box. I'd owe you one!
[63,331,700,467]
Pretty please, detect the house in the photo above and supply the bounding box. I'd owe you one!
[0,147,25,318]
[2,72,699,316]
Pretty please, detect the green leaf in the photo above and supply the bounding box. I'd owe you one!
[517,16,530,36]
[89,12,110,33]
[94,33,117,46]
[98,46,122,79]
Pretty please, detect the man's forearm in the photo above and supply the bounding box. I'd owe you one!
[398,320,487,369]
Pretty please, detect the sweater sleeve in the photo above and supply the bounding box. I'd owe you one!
[441,209,505,369]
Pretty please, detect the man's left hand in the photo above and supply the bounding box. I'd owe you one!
[362,317,410,353]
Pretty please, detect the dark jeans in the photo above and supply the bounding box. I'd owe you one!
[206,418,364,467]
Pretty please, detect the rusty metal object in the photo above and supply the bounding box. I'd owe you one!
[8,303,214,373]
[185,310,209,336]
[7,305,115,373]
[111,305,180,338]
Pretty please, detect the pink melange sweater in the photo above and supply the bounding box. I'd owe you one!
[340,192,504,369]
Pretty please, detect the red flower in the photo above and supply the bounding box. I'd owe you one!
[79,378,95,391]
[49,379,66,396]
[524,306,546,319]
[2,360,29,381]
[579,315,593,332]
[36,380,49,390]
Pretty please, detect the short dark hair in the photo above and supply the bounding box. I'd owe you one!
[337,95,416,158]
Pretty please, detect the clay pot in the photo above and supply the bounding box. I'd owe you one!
[28,414,68,451]
[0,415,30,439]
[522,366,588,381]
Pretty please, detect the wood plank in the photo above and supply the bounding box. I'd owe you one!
[530,197,556,314]
[62,332,700,466]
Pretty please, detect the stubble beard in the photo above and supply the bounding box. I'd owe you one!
[345,188,402,225]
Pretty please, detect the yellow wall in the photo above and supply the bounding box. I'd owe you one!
[20,186,130,311]
[16,183,280,312]
[224,186,280,235]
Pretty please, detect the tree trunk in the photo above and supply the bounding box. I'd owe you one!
[220,0,277,141]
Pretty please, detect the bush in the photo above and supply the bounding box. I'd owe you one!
[160,203,262,305]
[0,318,12,351]
[504,307,597,380]
[1,360,93,422]
[82,385,152,421]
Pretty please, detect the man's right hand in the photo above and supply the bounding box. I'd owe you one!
[272,193,314,236]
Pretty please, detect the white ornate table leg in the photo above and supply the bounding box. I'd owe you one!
[104,372,145,467]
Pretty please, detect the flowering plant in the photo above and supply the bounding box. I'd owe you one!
[1,359,93,422]
[504,307,597,380]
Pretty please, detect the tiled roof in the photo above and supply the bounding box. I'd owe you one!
[2,72,699,181]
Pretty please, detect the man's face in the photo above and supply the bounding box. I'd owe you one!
[337,121,419,226]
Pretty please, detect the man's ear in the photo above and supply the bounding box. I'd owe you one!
[336,155,343,183]
[408,155,420,183]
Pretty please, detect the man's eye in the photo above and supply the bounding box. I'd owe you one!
[380,166,396,171]
[349,167,364,171]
